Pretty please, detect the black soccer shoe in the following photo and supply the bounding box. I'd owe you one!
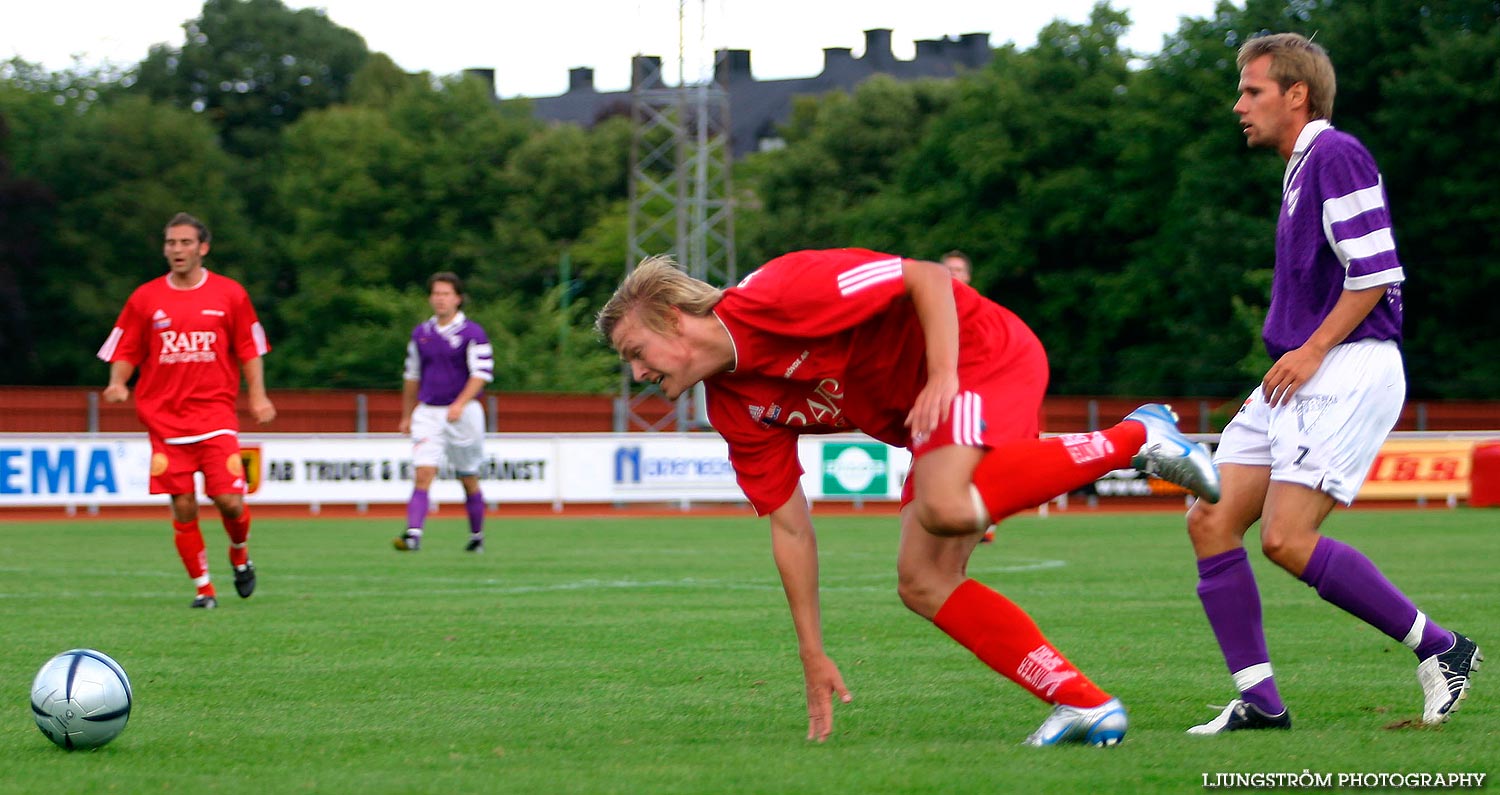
[1186,699,1291,734]
[191,595,219,609]
[465,536,484,553]
[234,561,257,598]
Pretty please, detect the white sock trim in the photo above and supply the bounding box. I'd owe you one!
[968,485,992,533]
[1232,662,1274,693]
[1402,611,1427,651]
[192,574,211,588]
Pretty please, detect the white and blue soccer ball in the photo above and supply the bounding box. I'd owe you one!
[30,649,133,750]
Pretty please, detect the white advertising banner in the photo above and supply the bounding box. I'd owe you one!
[0,434,561,508]
[6,431,1484,510]
[0,433,909,509]
[0,437,153,507]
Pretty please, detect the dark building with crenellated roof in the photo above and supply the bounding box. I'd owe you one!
[473,29,991,159]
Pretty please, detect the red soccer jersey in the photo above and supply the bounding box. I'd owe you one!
[706,248,1039,514]
[97,271,269,441]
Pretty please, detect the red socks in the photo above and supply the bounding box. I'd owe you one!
[223,508,251,568]
[173,509,251,595]
[933,579,1110,707]
[172,519,214,597]
[971,420,1146,522]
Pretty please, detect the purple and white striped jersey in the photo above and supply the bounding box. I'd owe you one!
[1265,120,1405,360]
[403,311,494,405]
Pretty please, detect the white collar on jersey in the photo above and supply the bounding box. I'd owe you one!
[431,310,467,332]
[1283,119,1333,194]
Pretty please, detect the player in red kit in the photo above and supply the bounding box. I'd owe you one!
[597,250,1221,746]
[97,212,275,609]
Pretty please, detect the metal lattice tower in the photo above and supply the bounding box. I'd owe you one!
[616,5,736,432]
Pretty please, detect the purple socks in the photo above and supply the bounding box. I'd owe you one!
[465,491,486,539]
[1197,547,1286,715]
[406,488,430,530]
[1298,536,1453,660]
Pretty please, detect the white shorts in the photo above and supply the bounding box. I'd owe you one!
[1214,339,1405,505]
[409,402,486,475]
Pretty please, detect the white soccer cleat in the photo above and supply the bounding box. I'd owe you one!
[1127,403,1221,503]
[1023,697,1128,747]
[1418,632,1482,724]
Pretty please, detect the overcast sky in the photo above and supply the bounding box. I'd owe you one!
[6,1,1225,98]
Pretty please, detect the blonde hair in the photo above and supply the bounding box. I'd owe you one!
[595,256,725,345]
[1238,32,1337,121]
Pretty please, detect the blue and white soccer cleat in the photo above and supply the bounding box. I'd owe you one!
[1126,403,1221,503]
[1023,697,1128,747]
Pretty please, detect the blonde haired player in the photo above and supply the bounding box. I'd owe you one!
[599,249,1221,745]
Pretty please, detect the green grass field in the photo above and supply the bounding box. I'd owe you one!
[2,508,1496,793]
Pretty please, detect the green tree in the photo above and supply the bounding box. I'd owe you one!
[1377,16,1500,397]
[737,75,958,264]
[479,286,619,394]
[1091,6,1283,396]
[268,282,415,387]
[869,5,1139,393]
[8,94,250,385]
[275,75,538,293]
[134,0,370,159]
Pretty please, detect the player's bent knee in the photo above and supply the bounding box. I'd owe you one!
[913,498,980,537]
[1186,501,1234,545]
[212,494,245,518]
[1258,532,1307,571]
[895,573,939,617]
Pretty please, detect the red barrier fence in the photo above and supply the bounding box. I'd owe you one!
[2,387,1497,434]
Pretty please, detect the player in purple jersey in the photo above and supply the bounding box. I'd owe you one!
[394,272,495,553]
[1183,33,1480,734]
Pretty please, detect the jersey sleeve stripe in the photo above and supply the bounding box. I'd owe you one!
[1345,268,1405,291]
[96,327,123,361]
[836,258,903,295]
[468,342,495,382]
[403,340,420,381]
[1322,179,1386,225]
[250,322,270,356]
[1336,228,1397,263]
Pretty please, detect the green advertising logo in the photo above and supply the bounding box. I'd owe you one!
[822,443,889,496]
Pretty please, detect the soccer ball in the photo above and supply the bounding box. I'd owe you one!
[30,649,133,750]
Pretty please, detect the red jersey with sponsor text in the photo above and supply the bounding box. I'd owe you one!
[706,248,1039,514]
[97,271,269,441]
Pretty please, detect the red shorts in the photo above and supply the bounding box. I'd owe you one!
[901,328,1048,505]
[148,433,247,497]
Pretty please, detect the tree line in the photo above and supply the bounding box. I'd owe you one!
[1,0,1495,398]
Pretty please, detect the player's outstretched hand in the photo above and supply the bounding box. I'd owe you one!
[801,652,852,742]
